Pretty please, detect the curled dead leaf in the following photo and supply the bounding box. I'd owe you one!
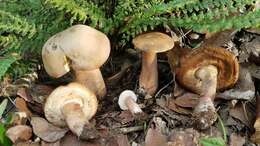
[31,117,68,142]
[174,93,199,108]
[15,97,32,117]
[6,125,32,143]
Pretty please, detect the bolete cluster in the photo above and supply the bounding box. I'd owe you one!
[42,24,110,98]
[44,82,98,136]
[133,32,174,96]
[176,47,239,129]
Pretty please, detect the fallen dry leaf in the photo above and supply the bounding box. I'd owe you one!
[229,133,245,146]
[168,128,200,146]
[60,133,100,146]
[15,97,32,117]
[174,93,199,108]
[167,99,192,115]
[14,141,40,146]
[229,102,255,128]
[29,84,53,104]
[41,141,60,146]
[145,127,168,146]
[31,117,68,142]
[17,87,33,102]
[217,64,255,100]
[116,134,131,146]
[6,125,32,143]
[117,111,135,124]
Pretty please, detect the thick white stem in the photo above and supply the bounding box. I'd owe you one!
[62,101,86,136]
[125,97,143,115]
[75,69,106,98]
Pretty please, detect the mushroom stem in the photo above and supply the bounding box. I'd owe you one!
[125,97,143,115]
[140,51,158,96]
[193,65,218,129]
[62,100,87,136]
[75,69,106,98]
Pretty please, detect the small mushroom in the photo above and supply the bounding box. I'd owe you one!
[118,90,143,116]
[42,24,110,98]
[132,32,174,96]
[44,82,98,136]
[252,96,260,144]
[176,47,239,129]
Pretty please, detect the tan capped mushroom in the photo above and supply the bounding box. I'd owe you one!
[133,32,174,96]
[42,24,110,98]
[44,82,98,136]
[176,47,239,129]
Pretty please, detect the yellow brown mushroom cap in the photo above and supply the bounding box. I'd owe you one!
[132,32,174,53]
[176,47,239,94]
[44,82,98,127]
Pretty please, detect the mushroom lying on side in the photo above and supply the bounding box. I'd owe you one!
[252,96,260,144]
[44,82,98,136]
[118,90,143,116]
[42,24,110,98]
[132,32,174,96]
[176,47,239,129]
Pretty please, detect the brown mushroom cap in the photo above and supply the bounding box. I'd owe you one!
[44,82,98,127]
[132,32,174,53]
[42,24,110,78]
[176,47,239,94]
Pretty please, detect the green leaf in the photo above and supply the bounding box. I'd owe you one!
[0,55,18,80]
[0,99,8,118]
[0,123,12,146]
[199,137,226,146]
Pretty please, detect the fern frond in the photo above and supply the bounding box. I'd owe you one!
[0,55,18,80]
[0,10,36,37]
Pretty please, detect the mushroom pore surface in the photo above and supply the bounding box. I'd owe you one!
[44,83,98,127]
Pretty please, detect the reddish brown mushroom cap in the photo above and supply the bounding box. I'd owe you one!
[176,47,239,94]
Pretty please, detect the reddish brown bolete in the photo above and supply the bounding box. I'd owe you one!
[44,82,98,136]
[252,96,260,144]
[118,90,143,116]
[133,32,174,96]
[176,47,239,129]
[42,24,110,98]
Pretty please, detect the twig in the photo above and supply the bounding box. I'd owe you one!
[155,79,174,98]
[118,125,144,134]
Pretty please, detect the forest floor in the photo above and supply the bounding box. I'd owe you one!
[0,29,260,146]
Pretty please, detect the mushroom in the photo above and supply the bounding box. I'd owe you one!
[118,90,143,116]
[132,32,174,96]
[176,47,239,129]
[252,96,260,144]
[44,82,98,136]
[42,24,110,98]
